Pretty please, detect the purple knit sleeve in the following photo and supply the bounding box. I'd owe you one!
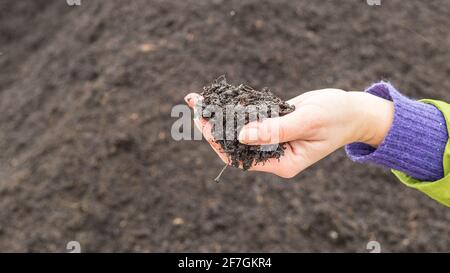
[345,82,448,181]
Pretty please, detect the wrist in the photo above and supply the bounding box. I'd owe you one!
[348,92,394,147]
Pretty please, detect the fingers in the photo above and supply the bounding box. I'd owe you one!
[248,140,333,178]
[238,106,320,145]
[184,93,230,164]
[193,117,230,164]
[286,91,318,105]
[247,141,311,178]
[286,88,341,105]
[248,146,300,178]
[184,93,203,108]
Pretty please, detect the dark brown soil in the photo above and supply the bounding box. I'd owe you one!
[1,0,450,252]
[200,76,295,170]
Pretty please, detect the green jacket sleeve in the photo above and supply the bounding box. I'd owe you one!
[392,99,450,207]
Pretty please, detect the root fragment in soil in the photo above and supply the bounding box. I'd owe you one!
[214,164,229,183]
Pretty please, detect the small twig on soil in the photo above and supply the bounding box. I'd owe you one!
[214,164,228,183]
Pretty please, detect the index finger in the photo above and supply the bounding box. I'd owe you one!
[184,93,203,108]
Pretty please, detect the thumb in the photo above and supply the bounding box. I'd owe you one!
[238,108,316,145]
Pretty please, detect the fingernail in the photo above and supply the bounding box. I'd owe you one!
[184,95,192,104]
[238,128,259,144]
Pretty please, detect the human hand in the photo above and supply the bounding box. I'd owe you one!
[184,89,393,178]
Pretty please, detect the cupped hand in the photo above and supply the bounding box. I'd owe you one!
[184,89,393,178]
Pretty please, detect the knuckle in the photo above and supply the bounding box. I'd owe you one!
[278,122,289,142]
[302,111,324,133]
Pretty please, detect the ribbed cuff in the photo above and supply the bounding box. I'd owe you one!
[345,82,448,181]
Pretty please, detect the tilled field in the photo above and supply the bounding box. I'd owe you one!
[0,0,449,252]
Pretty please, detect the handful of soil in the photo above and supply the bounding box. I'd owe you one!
[198,76,295,171]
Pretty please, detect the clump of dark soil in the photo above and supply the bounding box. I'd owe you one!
[199,76,295,170]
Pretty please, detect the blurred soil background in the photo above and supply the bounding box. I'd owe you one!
[0,0,449,252]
